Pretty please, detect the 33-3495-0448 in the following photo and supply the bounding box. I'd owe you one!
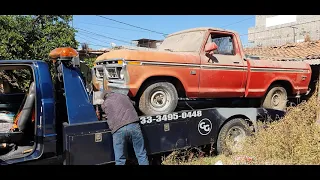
[140,110,203,125]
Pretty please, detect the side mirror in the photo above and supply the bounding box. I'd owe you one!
[205,42,218,53]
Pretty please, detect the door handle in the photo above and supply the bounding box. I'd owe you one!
[233,61,240,64]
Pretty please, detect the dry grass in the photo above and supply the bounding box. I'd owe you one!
[163,153,235,165]
[163,93,320,165]
[234,94,320,165]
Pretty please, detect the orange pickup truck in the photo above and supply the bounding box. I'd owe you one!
[93,27,312,115]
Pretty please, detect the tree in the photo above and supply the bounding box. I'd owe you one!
[0,15,78,91]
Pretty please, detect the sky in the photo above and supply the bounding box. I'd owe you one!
[73,15,255,50]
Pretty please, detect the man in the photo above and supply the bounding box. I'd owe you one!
[101,89,149,165]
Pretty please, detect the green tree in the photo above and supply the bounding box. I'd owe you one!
[0,15,78,91]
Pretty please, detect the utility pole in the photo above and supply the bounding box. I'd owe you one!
[290,26,298,43]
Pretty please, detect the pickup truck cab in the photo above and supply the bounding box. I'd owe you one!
[93,27,312,115]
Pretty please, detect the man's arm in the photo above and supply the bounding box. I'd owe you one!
[100,97,108,120]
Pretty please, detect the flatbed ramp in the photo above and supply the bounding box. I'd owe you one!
[60,107,284,165]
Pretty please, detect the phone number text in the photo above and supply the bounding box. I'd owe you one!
[140,110,202,125]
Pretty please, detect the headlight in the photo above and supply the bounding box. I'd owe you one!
[120,69,125,80]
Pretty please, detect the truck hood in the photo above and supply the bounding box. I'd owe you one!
[95,49,200,64]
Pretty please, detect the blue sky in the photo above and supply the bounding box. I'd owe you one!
[73,15,255,50]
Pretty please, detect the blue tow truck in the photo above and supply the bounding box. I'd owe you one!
[0,47,285,165]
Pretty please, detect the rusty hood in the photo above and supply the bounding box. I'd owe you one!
[95,49,200,64]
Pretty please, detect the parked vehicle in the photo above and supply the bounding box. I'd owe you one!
[93,27,312,115]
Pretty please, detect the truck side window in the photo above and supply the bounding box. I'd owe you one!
[209,34,235,55]
[0,70,30,94]
[0,71,11,94]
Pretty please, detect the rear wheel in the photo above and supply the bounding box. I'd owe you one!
[262,85,288,111]
[216,118,251,155]
[138,82,178,116]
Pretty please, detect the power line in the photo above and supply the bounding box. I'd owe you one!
[78,42,110,48]
[76,35,110,48]
[96,15,168,36]
[77,32,108,44]
[221,16,255,28]
[77,21,146,33]
[77,26,132,41]
[76,27,132,44]
[77,32,115,46]
[77,28,131,44]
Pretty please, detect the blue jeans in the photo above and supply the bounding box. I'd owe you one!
[112,122,149,165]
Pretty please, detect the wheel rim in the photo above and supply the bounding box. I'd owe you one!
[149,89,171,111]
[271,90,285,108]
[226,126,246,153]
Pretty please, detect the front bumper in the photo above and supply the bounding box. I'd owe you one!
[107,81,130,95]
[92,82,130,105]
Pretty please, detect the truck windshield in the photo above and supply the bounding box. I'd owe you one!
[158,30,206,52]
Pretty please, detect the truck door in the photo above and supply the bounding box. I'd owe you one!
[62,121,115,165]
[198,31,247,98]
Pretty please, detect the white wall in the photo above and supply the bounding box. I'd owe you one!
[265,15,297,28]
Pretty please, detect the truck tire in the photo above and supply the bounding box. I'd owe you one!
[262,85,288,111]
[139,82,178,115]
[216,118,251,155]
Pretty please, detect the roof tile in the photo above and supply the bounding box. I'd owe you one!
[244,40,320,61]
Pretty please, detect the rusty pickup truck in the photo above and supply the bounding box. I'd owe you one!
[93,27,312,115]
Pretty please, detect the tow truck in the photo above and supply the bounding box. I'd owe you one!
[0,47,285,165]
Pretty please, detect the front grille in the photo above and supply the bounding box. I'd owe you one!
[107,68,121,79]
[94,66,122,80]
[96,69,104,79]
[95,60,124,80]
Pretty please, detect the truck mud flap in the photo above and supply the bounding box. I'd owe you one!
[62,121,114,165]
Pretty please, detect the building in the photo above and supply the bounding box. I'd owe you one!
[248,15,320,47]
[131,38,163,48]
[77,49,110,59]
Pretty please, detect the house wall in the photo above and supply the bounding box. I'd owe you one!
[248,15,320,47]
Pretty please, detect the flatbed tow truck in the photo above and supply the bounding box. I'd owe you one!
[0,47,285,165]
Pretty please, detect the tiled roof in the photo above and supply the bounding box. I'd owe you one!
[244,40,320,61]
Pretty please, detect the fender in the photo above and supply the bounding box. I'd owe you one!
[245,60,297,97]
[126,64,195,97]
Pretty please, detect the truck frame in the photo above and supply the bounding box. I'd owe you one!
[0,48,286,165]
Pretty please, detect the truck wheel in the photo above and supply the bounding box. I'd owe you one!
[262,85,288,111]
[216,118,251,155]
[139,82,178,115]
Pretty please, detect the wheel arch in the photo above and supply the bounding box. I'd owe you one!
[135,75,187,99]
[218,114,256,134]
[265,80,294,96]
